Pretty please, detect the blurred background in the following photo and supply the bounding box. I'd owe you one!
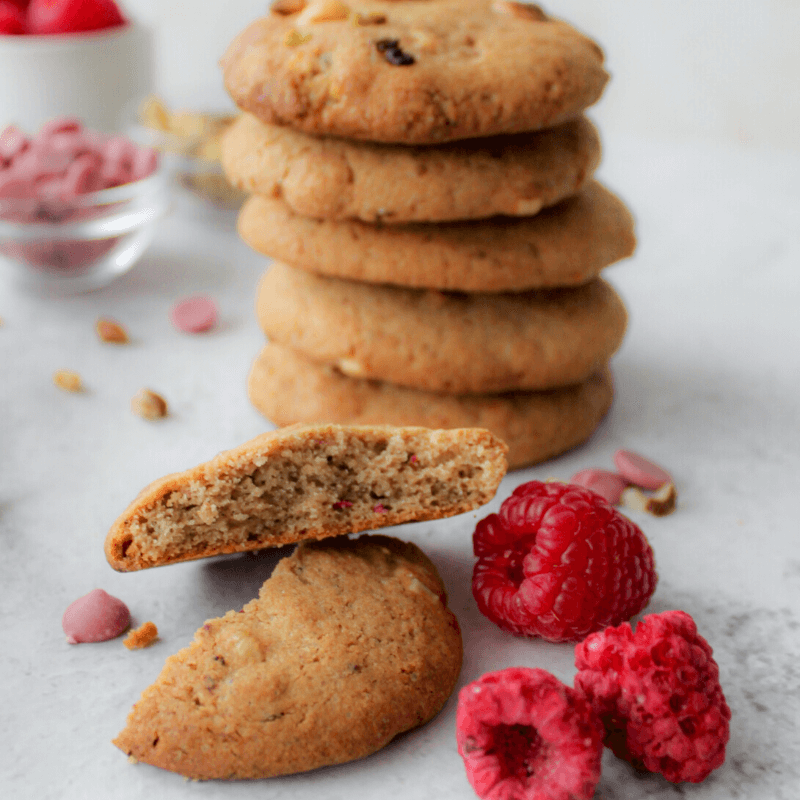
[124,0,800,150]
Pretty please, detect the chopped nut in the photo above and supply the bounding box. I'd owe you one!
[298,0,350,23]
[53,370,83,392]
[353,11,386,25]
[337,357,365,377]
[131,388,168,420]
[123,621,159,650]
[492,0,547,20]
[284,28,313,46]
[646,482,678,516]
[138,95,171,132]
[620,483,677,517]
[95,317,129,344]
[620,486,648,513]
[271,0,307,14]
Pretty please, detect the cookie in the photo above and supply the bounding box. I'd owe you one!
[221,0,608,144]
[221,112,601,223]
[113,534,463,779]
[248,343,614,470]
[238,181,636,292]
[257,263,627,393]
[105,423,507,571]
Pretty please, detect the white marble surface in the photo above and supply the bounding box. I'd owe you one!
[1,135,799,799]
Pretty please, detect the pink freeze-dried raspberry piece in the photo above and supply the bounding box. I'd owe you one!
[574,610,731,783]
[457,667,603,800]
[62,588,130,644]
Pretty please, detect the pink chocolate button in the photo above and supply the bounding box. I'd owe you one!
[570,468,628,505]
[170,295,218,333]
[62,588,130,644]
[613,449,672,490]
[38,116,83,139]
[0,124,30,163]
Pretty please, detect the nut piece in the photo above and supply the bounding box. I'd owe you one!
[131,388,168,420]
[620,483,677,517]
[271,0,307,14]
[123,621,159,650]
[96,317,129,344]
[53,370,83,392]
[298,0,350,23]
[646,482,678,516]
[492,0,547,20]
[284,28,313,45]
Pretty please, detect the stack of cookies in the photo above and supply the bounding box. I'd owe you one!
[220,0,636,470]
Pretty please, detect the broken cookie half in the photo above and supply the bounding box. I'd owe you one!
[113,535,463,779]
[105,423,508,571]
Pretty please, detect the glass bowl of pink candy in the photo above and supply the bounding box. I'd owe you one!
[0,117,169,293]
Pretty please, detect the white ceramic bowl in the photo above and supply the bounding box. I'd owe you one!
[0,22,153,134]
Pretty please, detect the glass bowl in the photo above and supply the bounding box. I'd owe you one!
[0,163,169,294]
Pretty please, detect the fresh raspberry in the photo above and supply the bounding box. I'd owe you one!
[574,610,731,783]
[0,0,26,32]
[472,480,657,642]
[456,667,603,800]
[26,0,126,35]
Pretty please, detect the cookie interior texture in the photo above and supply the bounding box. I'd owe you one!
[113,534,463,779]
[105,423,508,571]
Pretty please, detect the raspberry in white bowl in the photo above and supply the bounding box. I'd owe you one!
[0,1,152,135]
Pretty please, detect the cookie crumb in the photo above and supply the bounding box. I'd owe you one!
[96,317,129,344]
[53,370,83,392]
[131,388,168,420]
[124,621,159,650]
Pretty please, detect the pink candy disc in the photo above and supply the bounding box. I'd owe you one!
[0,124,29,163]
[38,116,82,138]
[613,450,672,490]
[62,588,130,644]
[170,295,218,333]
[570,468,628,505]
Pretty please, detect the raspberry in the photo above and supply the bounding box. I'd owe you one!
[456,667,603,800]
[0,0,26,32]
[574,610,731,783]
[26,0,126,35]
[472,481,657,642]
